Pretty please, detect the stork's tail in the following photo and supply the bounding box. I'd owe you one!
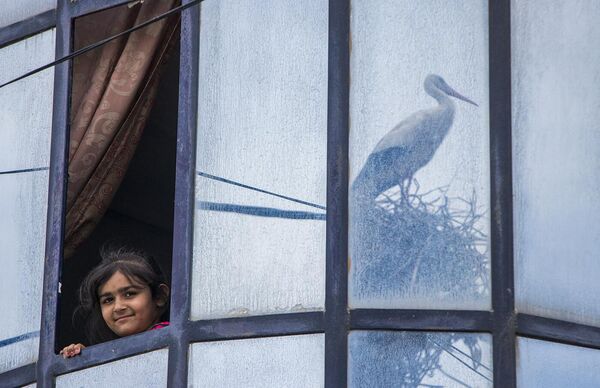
[351,150,403,204]
[351,165,380,203]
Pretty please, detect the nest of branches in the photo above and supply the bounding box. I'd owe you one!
[350,179,489,303]
[349,180,491,385]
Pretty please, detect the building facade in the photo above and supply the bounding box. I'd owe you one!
[1,1,600,387]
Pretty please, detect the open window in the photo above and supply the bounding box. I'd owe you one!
[56,1,180,351]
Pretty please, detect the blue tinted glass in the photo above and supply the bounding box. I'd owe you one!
[349,331,493,387]
[517,337,600,388]
[349,0,490,310]
[189,335,324,387]
[0,30,54,374]
[513,0,600,327]
[56,349,168,387]
[191,0,328,320]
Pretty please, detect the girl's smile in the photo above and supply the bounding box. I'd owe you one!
[98,271,164,337]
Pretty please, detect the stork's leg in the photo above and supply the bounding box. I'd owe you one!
[399,176,414,205]
[399,179,409,204]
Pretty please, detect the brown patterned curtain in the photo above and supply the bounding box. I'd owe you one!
[65,0,179,258]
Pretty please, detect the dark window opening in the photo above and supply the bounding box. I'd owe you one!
[56,2,180,352]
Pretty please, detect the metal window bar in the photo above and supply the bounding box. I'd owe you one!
[36,0,73,385]
[166,0,198,385]
[517,314,600,351]
[489,0,517,386]
[325,1,350,387]
[0,9,55,49]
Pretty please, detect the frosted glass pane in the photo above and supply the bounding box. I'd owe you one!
[56,349,168,388]
[189,334,324,387]
[0,170,48,373]
[191,0,327,319]
[349,331,493,387]
[0,30,55,172]
[513,1,600,326]
[0,0,55,28]
[349,1,490,310]
[517,337,600,387]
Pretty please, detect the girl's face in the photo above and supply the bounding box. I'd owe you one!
[98,271,165,337]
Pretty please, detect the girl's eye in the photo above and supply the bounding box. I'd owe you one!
[125,291,137,298]
[101,297,113,304]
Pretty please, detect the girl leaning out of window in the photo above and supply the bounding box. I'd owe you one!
[60,248,170,358]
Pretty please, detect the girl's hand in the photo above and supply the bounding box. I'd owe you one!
[60,343,86,358]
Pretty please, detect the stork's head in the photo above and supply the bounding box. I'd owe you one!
[424,74,478,107]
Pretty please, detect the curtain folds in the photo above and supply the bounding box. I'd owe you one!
[65,0,179,258]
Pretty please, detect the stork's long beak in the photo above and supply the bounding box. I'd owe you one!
[443,84,479,107]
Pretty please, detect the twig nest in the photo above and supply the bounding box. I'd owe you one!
[350,180,489,305]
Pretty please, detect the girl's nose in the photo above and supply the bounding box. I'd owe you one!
[113,297,127,311]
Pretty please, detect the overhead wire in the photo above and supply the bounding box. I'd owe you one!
[198,201,326,220]
[198,171,327,211]
[428,338,493,383]
[0,0,204,89]
[0,166,49,175]
[446,342,493,373]
[0,331,39,349]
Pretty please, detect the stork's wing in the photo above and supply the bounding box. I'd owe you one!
[371,110,431,154]
[352,146,411,199]
[352,107,438,199]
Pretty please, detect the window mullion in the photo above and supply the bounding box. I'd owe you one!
[166,0,199,386]
[489,0,516,387]
[37,1,73,387]
[325,0,350,387]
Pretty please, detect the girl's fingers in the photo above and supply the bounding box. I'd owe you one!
[61,343,85,358]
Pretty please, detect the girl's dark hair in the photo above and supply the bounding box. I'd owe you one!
[75,246,170,345]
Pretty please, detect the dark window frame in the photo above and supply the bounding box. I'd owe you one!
[2,0,600,387]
